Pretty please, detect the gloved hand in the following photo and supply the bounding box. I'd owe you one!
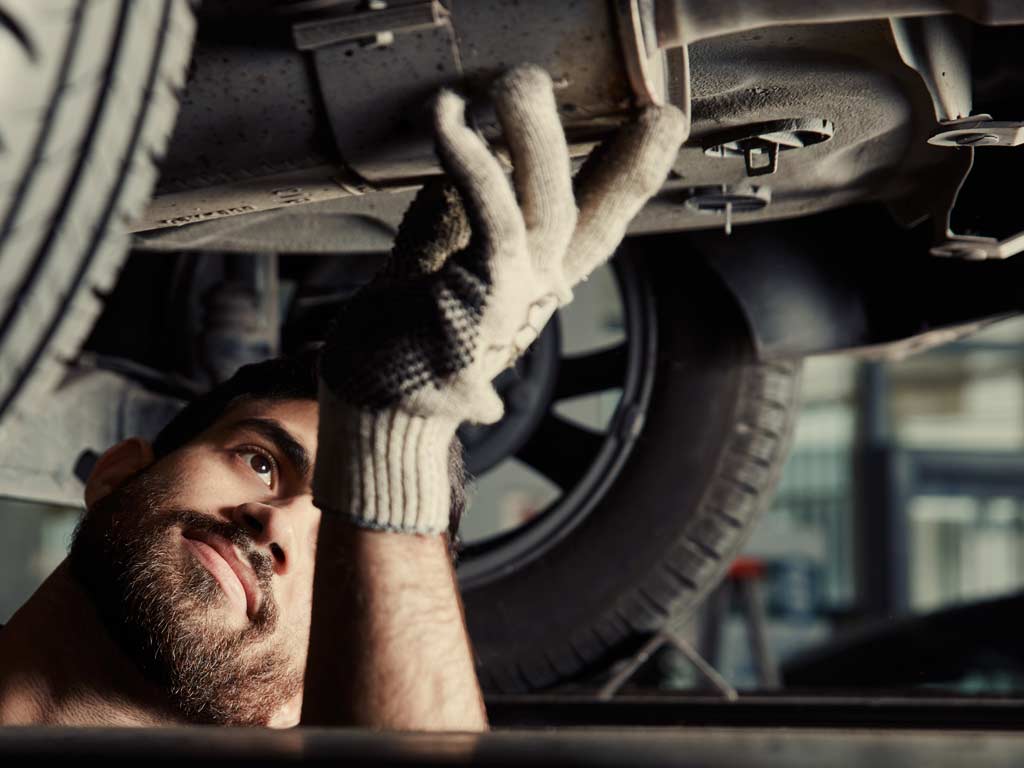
[314,64,688,533]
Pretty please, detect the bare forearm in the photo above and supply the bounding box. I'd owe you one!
[301,63,682,731]
[301,516,487,731]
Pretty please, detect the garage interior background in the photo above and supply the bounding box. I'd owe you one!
[3,272,1023,695]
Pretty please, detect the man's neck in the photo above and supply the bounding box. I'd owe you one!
[0,560,185,726]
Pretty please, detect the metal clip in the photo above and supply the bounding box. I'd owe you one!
[702,118,834,178]
[743,141,779,177]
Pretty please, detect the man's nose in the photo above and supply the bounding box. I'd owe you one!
[231,502,296,575]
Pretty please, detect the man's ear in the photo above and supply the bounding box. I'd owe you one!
[84,437,154,509]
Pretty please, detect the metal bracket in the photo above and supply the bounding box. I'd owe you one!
[886,10,1024,258]
[930,232,1024,260]
[890,17,1024,150]
[293,0,463,184]
[292,1,449,51]
[743,142,778,177]
[929,115,1024,148]
[891,16,972,124]
[928,135,1024,260]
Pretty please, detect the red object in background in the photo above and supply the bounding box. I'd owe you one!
[728,556,766,581]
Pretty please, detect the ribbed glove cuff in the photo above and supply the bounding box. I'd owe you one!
[313,382,459,534]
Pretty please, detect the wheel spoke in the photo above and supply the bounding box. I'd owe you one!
[515,413,604,490]
[555,343,627,400]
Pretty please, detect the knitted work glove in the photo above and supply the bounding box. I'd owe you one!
[314,64,688,533]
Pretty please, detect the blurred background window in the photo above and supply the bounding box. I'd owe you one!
[664,315,1024,693]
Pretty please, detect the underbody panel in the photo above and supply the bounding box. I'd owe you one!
[135,1,1024,252]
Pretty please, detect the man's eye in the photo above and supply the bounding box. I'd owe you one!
[240,450,275,487]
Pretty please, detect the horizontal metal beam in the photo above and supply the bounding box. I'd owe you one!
[1,714,1023,765]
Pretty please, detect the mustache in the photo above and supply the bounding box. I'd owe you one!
[168,509,276,593]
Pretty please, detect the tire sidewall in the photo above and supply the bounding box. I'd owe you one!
[462,243,797,691]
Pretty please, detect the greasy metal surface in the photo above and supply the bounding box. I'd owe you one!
[0,722,1023,766]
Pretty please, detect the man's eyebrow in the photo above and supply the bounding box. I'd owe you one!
[229,417,312,481]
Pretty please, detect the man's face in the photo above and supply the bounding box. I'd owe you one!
[69,398,321,727]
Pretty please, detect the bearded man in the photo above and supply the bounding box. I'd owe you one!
[0,66,686,729]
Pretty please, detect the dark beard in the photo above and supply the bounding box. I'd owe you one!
[68,466,304,725]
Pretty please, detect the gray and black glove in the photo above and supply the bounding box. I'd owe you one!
[313,64,687,533]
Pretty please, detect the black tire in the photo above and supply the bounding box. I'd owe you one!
[464,245,802,693]
[0,0,195,421]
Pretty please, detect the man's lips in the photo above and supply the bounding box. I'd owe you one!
[182,530,261,619]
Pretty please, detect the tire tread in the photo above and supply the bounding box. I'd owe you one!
[0,0,194,421]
